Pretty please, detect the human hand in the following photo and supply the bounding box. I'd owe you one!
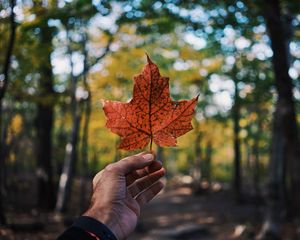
[84,152,165,240]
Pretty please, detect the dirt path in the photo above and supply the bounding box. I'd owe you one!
[1,185,299,240]
[130,186,262,240]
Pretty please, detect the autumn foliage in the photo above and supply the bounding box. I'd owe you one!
[102,55,198,151]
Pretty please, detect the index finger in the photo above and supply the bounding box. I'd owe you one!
[115,152,155,175]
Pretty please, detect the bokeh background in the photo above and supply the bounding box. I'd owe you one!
[0,0,299,239]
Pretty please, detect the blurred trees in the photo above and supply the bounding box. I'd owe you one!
[55,0,98,213]
[0,0,299,238]
[0,0,16,225]
[259,0,300,238]
[29,1,57,211]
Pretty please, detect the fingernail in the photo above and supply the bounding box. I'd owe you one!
[143,154,154,162]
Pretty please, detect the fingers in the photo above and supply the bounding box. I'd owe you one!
[115,152,155,175]
[135,181,164,206]
[128,167,165,197]
[126,160,162,186]
[93,152,160,187]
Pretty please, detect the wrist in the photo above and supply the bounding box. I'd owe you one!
[72,216,118,240]
[84,206,120,239]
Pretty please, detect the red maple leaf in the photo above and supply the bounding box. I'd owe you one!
[102,55,198,151]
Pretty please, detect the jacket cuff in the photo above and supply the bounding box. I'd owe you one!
[73,216,117,240]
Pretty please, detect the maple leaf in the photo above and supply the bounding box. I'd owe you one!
[102,55,198,151]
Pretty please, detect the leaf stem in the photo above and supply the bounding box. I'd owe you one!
[150,137,153,151]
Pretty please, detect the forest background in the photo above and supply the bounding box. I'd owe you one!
[0,0,300,239]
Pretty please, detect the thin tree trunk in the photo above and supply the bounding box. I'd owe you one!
[0,0,16,225]
[79,36,91,213]
[192,121,202,184]
[245,140,251,178]
[56,109,81,212]
[0,105,7,225]
[56,30,81,212]
[259,0,300,238]
[232,79,242,202]
[79,95,91,213]
[204,140,212,183]
[194,133,202,181]
[0,0,16,100]
[253,118,261,197]
[91,148,98,173]
[36,26,55,210]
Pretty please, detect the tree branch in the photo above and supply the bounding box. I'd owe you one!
[0,0,16,100]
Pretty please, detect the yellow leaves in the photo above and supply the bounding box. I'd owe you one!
[87,103,118,163]
[7,114,23,144]
[249,112,258,121]
[239,118,247,128]
[202,57,223,73]
[180,45,200,60]
[9,114,23,135]
[90,31,112,50]
[119,24,138,36]
[90,48,145,96]
[9,152,17,164]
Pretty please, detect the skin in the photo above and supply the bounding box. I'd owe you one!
[84,152,165,240]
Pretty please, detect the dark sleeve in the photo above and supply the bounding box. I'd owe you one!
[57,216,117,240]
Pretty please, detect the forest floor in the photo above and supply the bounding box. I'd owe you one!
[0,182,299,240]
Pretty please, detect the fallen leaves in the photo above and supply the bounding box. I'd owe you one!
[102,55,198,151]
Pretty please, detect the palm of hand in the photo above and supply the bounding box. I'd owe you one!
[104,175,141,240]
[85,154,165,240]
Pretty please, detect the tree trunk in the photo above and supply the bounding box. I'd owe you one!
[35,26,55,210]
[204,140,212,182]
[194,133,202,181]
[79,38,91,213]
[0,0,16,100]
[56,109,81,212]
[0,104,7,225]
[259,105,285,240]
[56,30,81,212]
[232,79,242,202]
[79,94,91,213]
[0,0,16,225]
[36,104,55,210]
[252,118,261,197]
[259,0,300,238]
[245,140,251,178]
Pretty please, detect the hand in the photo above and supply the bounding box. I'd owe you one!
[84,152,165,240]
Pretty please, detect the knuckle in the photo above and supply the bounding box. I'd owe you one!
[124,155,140,162]
[92,171,102,186]
[125,155,140,164]
[105,163,116,172]
[104,163,121,173]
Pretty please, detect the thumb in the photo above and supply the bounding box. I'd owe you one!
[117,153,154,175]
